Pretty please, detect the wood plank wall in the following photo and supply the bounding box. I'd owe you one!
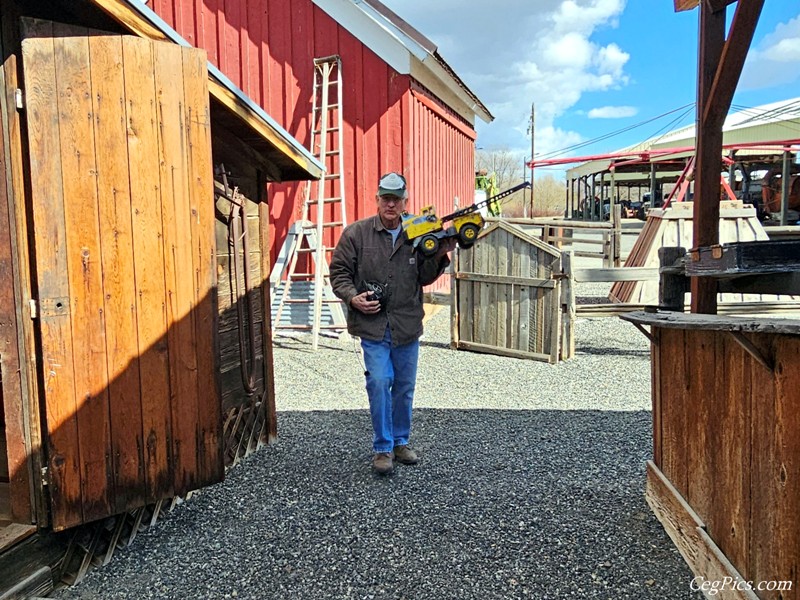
[214,183,274,465]
[655,328,799,599]
[215,192,266,412]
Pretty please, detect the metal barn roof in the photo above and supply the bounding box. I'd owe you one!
[651,97,800,149]
[313,0,494,125]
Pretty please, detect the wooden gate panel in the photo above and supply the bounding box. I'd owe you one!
[52,23,114,523]
[453,222,562,362]
[22,19,83,530]
[89,33,145,515]
[511,236,531,352]
[22,20,221,530]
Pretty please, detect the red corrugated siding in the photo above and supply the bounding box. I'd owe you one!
[156,0,475,275]
[409,89,475,293]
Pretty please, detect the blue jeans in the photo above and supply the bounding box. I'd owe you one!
[360,326,420,453]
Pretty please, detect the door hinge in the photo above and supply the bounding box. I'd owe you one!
[29,299,37,319]
[41,466,48,486]
[14,88,23,110]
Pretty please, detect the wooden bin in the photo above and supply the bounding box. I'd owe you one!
[623,311,799,600]
[451,221,563,363]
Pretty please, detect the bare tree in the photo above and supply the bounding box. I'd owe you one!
[475,147,525,191]
[475,147,564,217]
[532,174,566,216]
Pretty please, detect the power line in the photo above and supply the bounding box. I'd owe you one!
[729,102,800,134]
[643,106,696,146]
[537,99,800,164]
[535,102,696,160]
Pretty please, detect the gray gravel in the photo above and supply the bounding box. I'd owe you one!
[55,286,700,600]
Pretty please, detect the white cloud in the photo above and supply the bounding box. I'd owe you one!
[380,0,630,157]
[588,105,638,118]
[741,15,800,90]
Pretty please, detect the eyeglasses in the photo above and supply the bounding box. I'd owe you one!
[378,196,405,205]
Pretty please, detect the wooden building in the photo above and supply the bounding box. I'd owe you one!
[0,0,321,551]
[142,0,493,293]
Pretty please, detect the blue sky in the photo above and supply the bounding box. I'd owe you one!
[380,0,800,168]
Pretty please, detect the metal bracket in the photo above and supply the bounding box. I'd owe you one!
[40,297,70,317]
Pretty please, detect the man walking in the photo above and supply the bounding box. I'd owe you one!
[330,172,454,475]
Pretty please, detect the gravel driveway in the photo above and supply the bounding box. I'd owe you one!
[54,297,700,600]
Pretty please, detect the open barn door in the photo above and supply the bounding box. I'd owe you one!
[20,19,222,531]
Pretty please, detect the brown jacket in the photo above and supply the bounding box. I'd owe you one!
[330,215,449,345]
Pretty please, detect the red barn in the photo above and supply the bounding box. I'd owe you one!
[146,0,493,268]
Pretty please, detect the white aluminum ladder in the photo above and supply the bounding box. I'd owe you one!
[270,56,348,350]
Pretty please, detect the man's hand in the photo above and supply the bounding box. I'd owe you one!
[436,237,458,258]
[350,291,382,315]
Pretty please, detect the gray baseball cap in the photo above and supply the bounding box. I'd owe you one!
[377,172,407,198]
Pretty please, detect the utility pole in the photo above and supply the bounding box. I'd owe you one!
[529,102,535,217]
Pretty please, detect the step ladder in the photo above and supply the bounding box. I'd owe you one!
[270,56,348,350]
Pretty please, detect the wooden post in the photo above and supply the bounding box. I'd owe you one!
[450,194,460,349]
[691,2,725,314]
[659,247,688,312]
[781,149,790,226]
[560,250,575,360]
[612,204,622,267]
[549,254,562,364]
[529,102,535,217]
[691,0,764,314]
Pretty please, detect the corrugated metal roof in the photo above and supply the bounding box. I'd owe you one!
[651,97,800,148]
[314,0,493,124]
[566,97,800,179]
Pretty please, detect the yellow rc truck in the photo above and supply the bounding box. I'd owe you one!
[401,181,531,256]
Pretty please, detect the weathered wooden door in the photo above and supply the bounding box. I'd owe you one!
[21,19,222,531]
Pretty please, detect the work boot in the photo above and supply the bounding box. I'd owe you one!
[372,452,394,475]
[393,445,419,465]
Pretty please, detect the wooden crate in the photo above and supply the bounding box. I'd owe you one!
[611,201,769,304]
